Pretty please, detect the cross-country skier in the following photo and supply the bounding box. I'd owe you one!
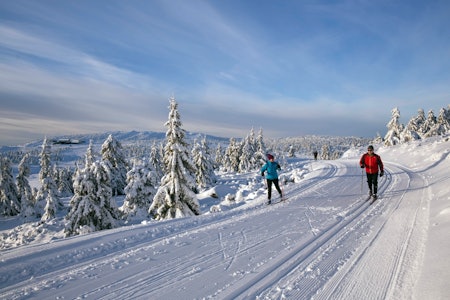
[261,154,283,204]
[360,145,384,199]
[313,150,318,160]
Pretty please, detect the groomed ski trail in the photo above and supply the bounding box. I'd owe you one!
[0,159,431,299]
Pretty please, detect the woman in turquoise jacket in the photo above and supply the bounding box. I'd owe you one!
[260,154,282,204]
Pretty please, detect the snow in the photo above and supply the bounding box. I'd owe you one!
[1,135,450,299]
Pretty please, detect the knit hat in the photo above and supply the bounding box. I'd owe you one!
[267,154,274,160]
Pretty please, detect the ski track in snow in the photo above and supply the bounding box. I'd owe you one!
[0,155,443,299]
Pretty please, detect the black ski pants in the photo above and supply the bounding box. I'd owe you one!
[366,173,378,194]
[267,178,282,199]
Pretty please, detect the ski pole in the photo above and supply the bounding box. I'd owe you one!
[361,168,364,195]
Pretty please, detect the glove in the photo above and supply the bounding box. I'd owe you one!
[380,171,384,177]
[360,164,365,168]
[261,172,264,177]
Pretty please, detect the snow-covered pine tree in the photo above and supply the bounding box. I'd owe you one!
[150,141,164,181]
[320,144,331,160]
[121,159,158,220]
[423,108,448,137]
[372,132,383,144]
[201,136,217,184]
[384,107,403,146]
[85,139,96,168]
[422,110,438,138]
[224,138,241,172]
[149,97,201,220]
[400,109,423,143]
[65,160,120,236]
[287,145,295,158]
[214,143,223,170]
[16,153,35,219]
[56,167,74,197]
[238,133,256,172]
[435,107,450,134]
[0,157,20,216]
[254,128,267,167]
[34,138,61,220]
[446,105,450,124]
[192,137,217,190]
[101,134,128,196]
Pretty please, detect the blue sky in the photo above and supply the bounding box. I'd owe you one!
[1,0,449,146]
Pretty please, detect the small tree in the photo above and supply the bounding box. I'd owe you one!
[34,138,61,220]
[101,134,128,196]
[401,110,423,143]
[384,107,403,146]
[320,144,331,160]
[239,133,256,172]
[192,137,217,190]
[149,97,201,220]
[16,154,35,219]
[121,159,158,220]
[0,157,20,216]
[254,127,267,167]
[65,161,119,236]
[150,141,164,181]
[422,110,438,138]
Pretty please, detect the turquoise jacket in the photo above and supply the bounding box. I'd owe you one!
[261,161,281,180]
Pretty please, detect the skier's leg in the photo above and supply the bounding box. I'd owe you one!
[273,179,282,197]
[366,173,372,195]
[267,179,273,200]
[373,173,378,195]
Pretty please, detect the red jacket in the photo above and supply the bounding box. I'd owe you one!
[360,153,383,174]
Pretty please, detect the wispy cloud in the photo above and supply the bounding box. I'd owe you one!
[1,0,449,145]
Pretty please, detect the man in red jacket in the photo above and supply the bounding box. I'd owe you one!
[360,145,384,199]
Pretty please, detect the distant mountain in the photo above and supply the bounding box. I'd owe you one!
[7,130,230,149]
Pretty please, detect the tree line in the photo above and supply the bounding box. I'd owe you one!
[0,96,374,236]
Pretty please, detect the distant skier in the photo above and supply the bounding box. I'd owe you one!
[359,145,384,199]
[261,154,283,204]
[313,150,318,160]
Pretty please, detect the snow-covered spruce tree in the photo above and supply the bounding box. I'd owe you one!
[214,143,224,170]
[239,133,256,172]
[320,144,331,160]
[120,159,158,220]
[435,107,450,134]
[149,97,201,220]
[254,127,267,167]
[16,154,36,219]
[85,139,96,168]
[384,107,403,146]
[101,134,128,196]
[372,132,383,144]
[56,166,74,197]
[192,137,217,190]
[287,145,295,158]
[0,157,20,216]
[34,138,61,220]
[223,138,241,172]
[446,105,450,124]
[400,109,424,143]
[150,141,164,181]
[421,110,438,138]
[65,160,120,236]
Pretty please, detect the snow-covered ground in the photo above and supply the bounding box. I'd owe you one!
[1,135,449,299]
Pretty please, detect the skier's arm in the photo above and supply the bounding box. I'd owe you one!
[359,154,366,168]
[261,164,267,176]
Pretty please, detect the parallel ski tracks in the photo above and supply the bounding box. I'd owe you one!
[226,162,412,299]
[2,160,421,300]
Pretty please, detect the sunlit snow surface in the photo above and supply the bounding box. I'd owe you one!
[1,135,449,299]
